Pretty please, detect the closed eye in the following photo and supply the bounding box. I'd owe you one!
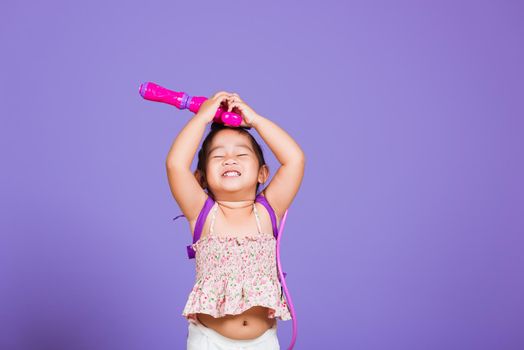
[212,154,248,158]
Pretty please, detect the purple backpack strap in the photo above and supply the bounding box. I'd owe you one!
[172,196,216,259]
[255,193,278,239]
[186,196,216,259]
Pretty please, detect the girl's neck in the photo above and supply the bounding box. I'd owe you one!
[215,199,254,218]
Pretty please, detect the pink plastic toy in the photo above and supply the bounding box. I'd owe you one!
[139,82,245,127]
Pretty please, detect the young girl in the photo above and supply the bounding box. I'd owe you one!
[165,91,305,349]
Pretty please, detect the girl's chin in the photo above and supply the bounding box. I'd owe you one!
[220,175,243,181]
[217,178,241,186]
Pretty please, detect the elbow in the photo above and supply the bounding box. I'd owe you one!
[296,151,306,164]
[165,160,181,170]
[166,160,191,172]
[286,152,305,167]
[165,155,182,169]
[165,159,175,169]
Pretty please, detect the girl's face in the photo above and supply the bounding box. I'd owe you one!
[205,129,263,196]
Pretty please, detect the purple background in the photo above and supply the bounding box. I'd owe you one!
[2,1,523,349]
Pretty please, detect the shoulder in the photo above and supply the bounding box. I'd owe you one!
[256,190,282,229]
[188,195,216,237]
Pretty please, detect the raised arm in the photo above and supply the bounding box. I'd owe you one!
[252,114,306,221]
[165,91,232,223]
[165,115,209,223]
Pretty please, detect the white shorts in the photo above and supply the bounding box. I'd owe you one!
[186,321,280,350]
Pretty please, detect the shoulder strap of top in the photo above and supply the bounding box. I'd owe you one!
[252,203,263,234]
[186,195,215,259]
[255,193,278,240]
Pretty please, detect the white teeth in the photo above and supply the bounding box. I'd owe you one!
[223,171,240,177]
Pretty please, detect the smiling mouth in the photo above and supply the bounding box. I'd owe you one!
[222,171,241,177]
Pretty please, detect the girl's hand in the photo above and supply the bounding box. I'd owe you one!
[195,91,233,124]
[225,93,259,128]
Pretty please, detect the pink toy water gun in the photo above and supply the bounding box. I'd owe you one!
[139,82,246,127]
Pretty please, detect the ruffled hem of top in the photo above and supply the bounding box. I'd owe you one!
[183,300,292,321]
[181,274,292,321]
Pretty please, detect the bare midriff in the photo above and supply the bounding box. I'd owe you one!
[196,306,277,340]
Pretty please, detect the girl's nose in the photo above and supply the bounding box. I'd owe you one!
[224,158,238,165]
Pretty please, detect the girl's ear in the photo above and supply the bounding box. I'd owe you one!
[258,164,270,185]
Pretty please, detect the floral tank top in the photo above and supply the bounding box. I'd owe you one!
[182,201,292,322]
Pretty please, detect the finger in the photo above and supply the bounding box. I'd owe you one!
[232,93,244,102]
[214,91,231,97]
[230,93,243,102]
[212,91,232,100]
[228,101,243,112]
[216,94,234,108]
[227,100,235,112]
